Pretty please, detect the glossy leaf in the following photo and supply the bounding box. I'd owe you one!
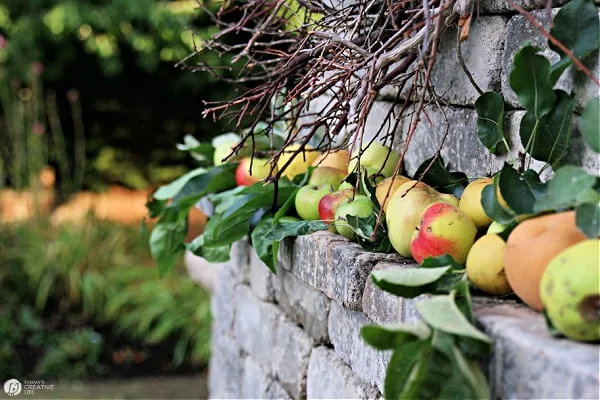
[580,98,600,153]
[549,0,600,84]
[361,323,431,350]
[371,266,451,298]
[149,211,187,276]
[420,254,464,271]
[264,219,329,241]
[153,167,207,200]
[416,294,491,343]
[171,164,237,209]
[480,175,516,224]
[497,164,537,215]
[450,343,491,399]
[414,155,469,197]
[519,90,575,165]
[534,166,597,211]
[475,91,508,154]
[576,202,600,238]
[345,213,393,253]
[251,217,277,273]
[509,45,555,120]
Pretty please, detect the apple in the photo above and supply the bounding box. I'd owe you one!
[235,157,272,186]
[459,177,493,228]
[348,142,400,178]
[312,150,350,171]
[438,193,459,207]
[309,166,347,189]
[213,140,239,166]
[375,175,410,211]
[334,195,374,240]
[385,180,457,257]
[318,189,355,231]
[294,184,335,220]
[278,144,321,179]
[410,202,478,264]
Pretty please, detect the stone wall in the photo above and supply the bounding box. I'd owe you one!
[203,0,600,398]
[206,234,600,399]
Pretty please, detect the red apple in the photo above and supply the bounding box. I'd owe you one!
[410,202,477,264]
[295,184,335,220]
[235,157,271,186]
[318,189,355,231]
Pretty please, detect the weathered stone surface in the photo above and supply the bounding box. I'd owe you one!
[234,285,313,398]
[293,231,403,311]
[479,0,569,14]
[226,238,250,284]
[428,16,507,105]
[401,294,432,323]
[211,265,238,335]
[273,266,331,343]
[307,347,380,399]
[502,10,600,110]
[208,333,245,399]
[478,303,600,399]
[241,357,292,400]
[234,285,282,368]
[362,261,417,324]
[329,301,391,392]
[249,247,274,301]
[277,237,294,271]
[272,317,314,398]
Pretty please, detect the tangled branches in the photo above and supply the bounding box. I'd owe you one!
[182,0,469,179]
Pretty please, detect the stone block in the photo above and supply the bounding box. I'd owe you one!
[211,265,237,336]
[225,238,251,284]
[273,266,331,343]
[362,261,417,324]
[502,10,600,111]
[401,294,432,323]
[328,301,392,392]
[277,237,294,271]
[479,0,569,14]
[272,317,314,398]
[241,357,291,400]
[208,333,245,399]
[249,247,274,301]
[293,231,403,311]
[234,285,281,368]
[477,303,600,399]
[307,347,380,399]
[428,16,507,106]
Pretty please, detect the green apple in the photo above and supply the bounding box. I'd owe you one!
[309,166,347,189]
[295,184,335,220]
[334,195,374,240]
[348,142,400,178]
[385,180,457,257]
[410,202,478,264]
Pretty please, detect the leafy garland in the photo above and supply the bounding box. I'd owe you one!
[147,1,599,398]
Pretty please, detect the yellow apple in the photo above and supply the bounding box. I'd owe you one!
[348,142,400,178]
[278,144,321,179]
[375,175,410,211]
[309,166,347,189]
[312,150,350,171]
[466,234,512,295]
[459,178,493,228]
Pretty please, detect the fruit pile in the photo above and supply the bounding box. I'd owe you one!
[223,138,599,343]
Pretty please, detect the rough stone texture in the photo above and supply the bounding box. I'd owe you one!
[241,357,292,400]
[478,304,600,399]
[273,266,331,343]
[293,231,403,311]
[502,10,600,111]
[428,16,507,106]
[362,262,414,324]
[226,238,251,284]
[479,0,569,14]
[307,347,380,399]
[249,247,274,301]
[277,237,294,271]
[272,318,314,398]
[328,301,391,392]
[211,264,237,335]
[208,333,245,399]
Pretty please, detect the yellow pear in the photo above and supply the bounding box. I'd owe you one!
[466,234,512,295]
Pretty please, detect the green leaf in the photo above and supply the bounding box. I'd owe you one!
[416,294,491,343]
[250,216,277,273]
[420,254,464,271]
[449,343,491,400]
[519,90,575,165]
[345,213,393,253]
[453,280,475,323]
[149,212,186,276]
[580,98,600,153]
[509,45,556,120]
[146,197,167,218]
[187,214,233,262]
[475,91,508,154]
[264,219,329,241]
[271,188,301,268]
[576,202,600,238]
[371,266,451,298]
[498,163,540,215]
[361,323,431,350]
[414,155,469,197]
[534,166,597,211]
[171,164,237,208]
[549,0,600,84]
[153,167,207,200]
[481,176,515,224]
[385,339,452,399]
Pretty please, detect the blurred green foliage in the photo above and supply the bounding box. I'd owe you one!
[0,218,212,380]
[0,0,240,190]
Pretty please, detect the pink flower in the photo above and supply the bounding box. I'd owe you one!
[31,62,44,76]
[32,122,46,136]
